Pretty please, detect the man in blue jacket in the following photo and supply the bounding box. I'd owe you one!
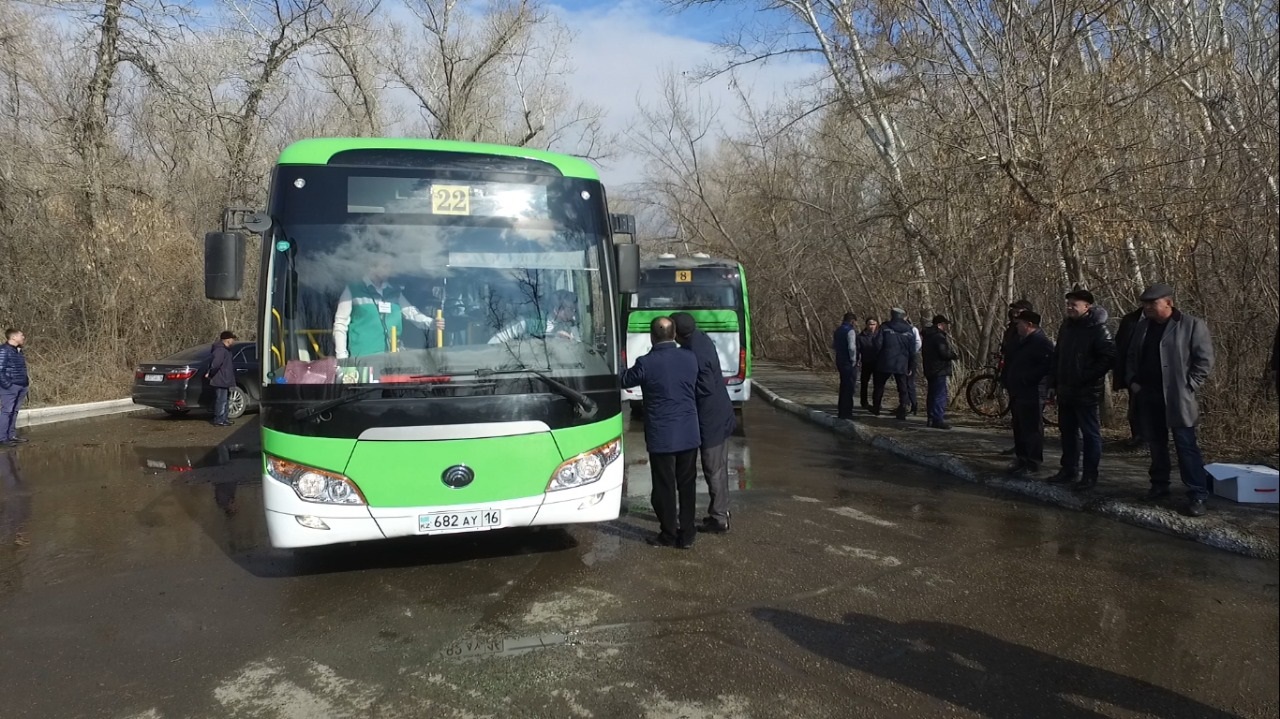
[872,309,919,420]
[0,329,30,446]
[620,317,701,548]
[673,313,738,533]
[206,331,238,427]
[832,312,859,419]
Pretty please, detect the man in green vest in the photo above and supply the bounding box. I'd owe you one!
[332,259,445,360]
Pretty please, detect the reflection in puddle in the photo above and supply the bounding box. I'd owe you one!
[134,443,254,475]
[439,631,573,661]
[622,439,752,500]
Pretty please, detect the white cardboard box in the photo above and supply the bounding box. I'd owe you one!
[1206,463,1279,504]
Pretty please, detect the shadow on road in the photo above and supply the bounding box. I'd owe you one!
[753,608,1245,719]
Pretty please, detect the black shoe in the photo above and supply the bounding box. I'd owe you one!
[8,437,28,444]
[1006,461,1034,477]
[1124,436,1145,448]
[999,447,1016,456]
[933,421,952,430]
[895,407,908,420]
[1185,499,1207,517]
[645,533,678,548]
[1144,485,1171,501]
[676,538,696,549]
[1047,469,1077,484]
[700,517,729,534]
[1072,475,1098,492]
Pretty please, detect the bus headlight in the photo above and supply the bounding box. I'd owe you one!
[266,456,366,505]
[548,439,621,491]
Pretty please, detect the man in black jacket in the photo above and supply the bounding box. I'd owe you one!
[1004,312,1054,475]
[872,308,918,420]
[921,315,959,430]
[856,318,879,409]
[1048,289,1117,491]
[206,331,238,427]
[673,313,737,533]
[997,300,1034,456]
[1113,306,1145,448]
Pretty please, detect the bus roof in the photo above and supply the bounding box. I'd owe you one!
[642,255,741,271]
[276,138,601,181]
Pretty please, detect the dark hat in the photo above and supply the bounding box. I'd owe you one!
[1065,288,1095,304]
[1018,311,1042,326]
[1010,299,1034,311]
[890,307,907,320]
[931,315,950,325]
[671,312,697,338]
[1139,283,1174,302]
[219,330,238,340]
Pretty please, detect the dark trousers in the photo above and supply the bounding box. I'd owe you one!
[905,370,918,412]
[1010,392,1045,466]
[0,385,29,441]
[836,364,856,419]
[650,449,698,544]
[1125,389,1143,440]
[1058,400,1102,477]
[859,364,875,407]
[925,375,948,425]
[213,387,230,425]
[1137,389,1210,501]
[872,372,910,414]
[700,442,730,523]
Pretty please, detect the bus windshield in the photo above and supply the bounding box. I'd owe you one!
[634,282,740,310]
[265,172,614,383]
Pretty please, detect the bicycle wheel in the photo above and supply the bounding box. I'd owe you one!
[965,373,1009,418]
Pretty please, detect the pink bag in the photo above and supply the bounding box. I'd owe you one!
[284,357,338,384]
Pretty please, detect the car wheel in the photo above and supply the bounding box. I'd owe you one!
[227,386,248,420]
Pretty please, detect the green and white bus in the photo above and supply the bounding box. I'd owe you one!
[203,138,640,549]
[622,253,752,417]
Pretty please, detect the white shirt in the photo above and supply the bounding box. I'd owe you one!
[332,279,437,359]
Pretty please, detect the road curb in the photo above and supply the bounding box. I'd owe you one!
[754,381,1278,561]
[17,398,141,429]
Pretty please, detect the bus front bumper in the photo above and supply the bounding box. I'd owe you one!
[263,461,624,549]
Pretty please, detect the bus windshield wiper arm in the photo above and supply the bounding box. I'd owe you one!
[292,381,447,421]
[475,367,597,418]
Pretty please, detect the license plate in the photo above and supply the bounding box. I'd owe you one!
[418,509,501,533]
[146,459,166,469]
[440,637,507,660]
[144,374,163,382]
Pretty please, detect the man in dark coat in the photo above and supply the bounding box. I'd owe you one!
[921,315,959,429]
[1124,283,1215,517]
[1113,306,1145,448]
[0,329,30,446]
[206,331,238,427]
[619,317,701,548]
[1004,311,1054,476]
[673,313,737,533]
[1048,289,1116,491]
[997,300,1034,456]
[872,308,918,420]
[856,318,879,409]
[831,312,859,419]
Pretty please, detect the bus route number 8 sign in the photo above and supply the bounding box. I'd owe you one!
[675,270,692,283]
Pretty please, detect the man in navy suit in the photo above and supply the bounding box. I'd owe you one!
[673,312,737,533]
[620,317,701,548]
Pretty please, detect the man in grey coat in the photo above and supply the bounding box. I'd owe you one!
[1124,283,1215,517]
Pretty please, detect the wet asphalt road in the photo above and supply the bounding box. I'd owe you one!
[0,402,1276,719]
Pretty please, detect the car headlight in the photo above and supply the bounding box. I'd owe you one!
[266,456,366,505]
[548,438,621,491]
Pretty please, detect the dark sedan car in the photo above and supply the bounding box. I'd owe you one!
[132,342,260,419]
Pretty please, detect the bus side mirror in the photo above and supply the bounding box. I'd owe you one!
[616,243,640,294]
[205,231,246,300]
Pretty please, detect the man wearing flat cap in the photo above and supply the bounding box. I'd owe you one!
[921,315,959,429]
[1123,283,1215,517]
[1048,288,1116,491]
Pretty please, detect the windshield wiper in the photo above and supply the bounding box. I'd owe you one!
[475,367,598,418]
[292,381,450,421]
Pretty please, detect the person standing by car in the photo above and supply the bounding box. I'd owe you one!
[207,331,238,427]
[0,329,30,446]
[673,313,737,533]
[619,317,701,549]
[1048,289,1116,491]
[921,315,959,429]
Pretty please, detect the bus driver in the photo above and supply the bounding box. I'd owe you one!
[332,256,446,359]
[488,289,581,344]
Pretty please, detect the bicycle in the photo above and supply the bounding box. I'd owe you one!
[964,352,1058,427]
